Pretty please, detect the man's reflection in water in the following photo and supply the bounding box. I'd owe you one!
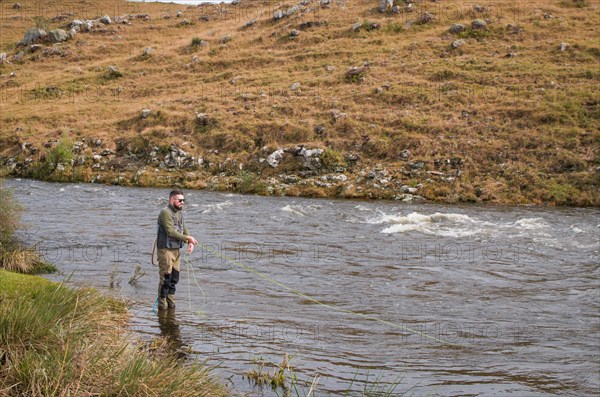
[157,308,188,360]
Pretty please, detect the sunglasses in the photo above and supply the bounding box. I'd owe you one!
[174,198,185,203]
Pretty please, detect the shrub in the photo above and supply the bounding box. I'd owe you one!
[47,135,74,168]
[235,170,267,194]
[32,134,74,179]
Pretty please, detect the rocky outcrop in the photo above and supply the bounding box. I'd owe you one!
[163,144,197,169]
[297,147,323,171]
[196,113,210,126]
[345,65,366,83]
[273,2,304,20]
[379,0,393,13]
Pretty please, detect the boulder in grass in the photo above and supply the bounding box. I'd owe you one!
[20,28,47,46]
[471,19,487,30]
[99,15,112,25]
[451,39,464,49]
[48,29,68,43]
[418,12,435,24]
[196,113,209,126]
[449,23,466,34]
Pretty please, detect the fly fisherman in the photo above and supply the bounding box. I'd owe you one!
[156,189,198,310]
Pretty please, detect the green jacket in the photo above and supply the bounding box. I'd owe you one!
[156,204,189,249]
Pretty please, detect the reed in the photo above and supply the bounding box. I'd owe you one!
[245,353,293,390]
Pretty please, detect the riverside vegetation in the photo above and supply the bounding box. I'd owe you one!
[0,270,227,397]
[0,177,54,274]
[0,0,598,206]
[0,181,226,396]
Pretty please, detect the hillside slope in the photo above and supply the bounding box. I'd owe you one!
[1,0,598,205]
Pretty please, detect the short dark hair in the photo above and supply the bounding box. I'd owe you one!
[169,189,184,198]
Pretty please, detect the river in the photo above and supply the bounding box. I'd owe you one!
[6,178,599,396]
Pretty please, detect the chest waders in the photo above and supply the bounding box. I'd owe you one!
[157,209,184,308]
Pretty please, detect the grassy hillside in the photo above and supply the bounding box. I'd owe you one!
[0,0,598,205]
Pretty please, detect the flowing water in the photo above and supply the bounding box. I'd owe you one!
[6,179,599,396]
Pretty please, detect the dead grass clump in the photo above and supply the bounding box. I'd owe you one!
[0,246,56,274]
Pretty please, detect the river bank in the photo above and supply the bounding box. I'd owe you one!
[2,146,599,207]
[0,269,227,396]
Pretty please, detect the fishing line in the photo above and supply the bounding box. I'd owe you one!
[199,244,459,347]
[184,254,206,315]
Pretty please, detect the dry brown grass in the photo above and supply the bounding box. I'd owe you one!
[0,245,50,273]
[0,0,598,205]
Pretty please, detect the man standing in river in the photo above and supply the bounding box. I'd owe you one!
[156,189,198,310]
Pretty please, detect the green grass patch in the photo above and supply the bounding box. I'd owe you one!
[0,269,53,298]
[457,28,494,40]
[543,181,582,205]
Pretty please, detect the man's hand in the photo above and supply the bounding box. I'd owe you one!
[187,243,195,254]
[186,235,198,245]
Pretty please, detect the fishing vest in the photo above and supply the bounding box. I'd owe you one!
[157,206,185,249]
